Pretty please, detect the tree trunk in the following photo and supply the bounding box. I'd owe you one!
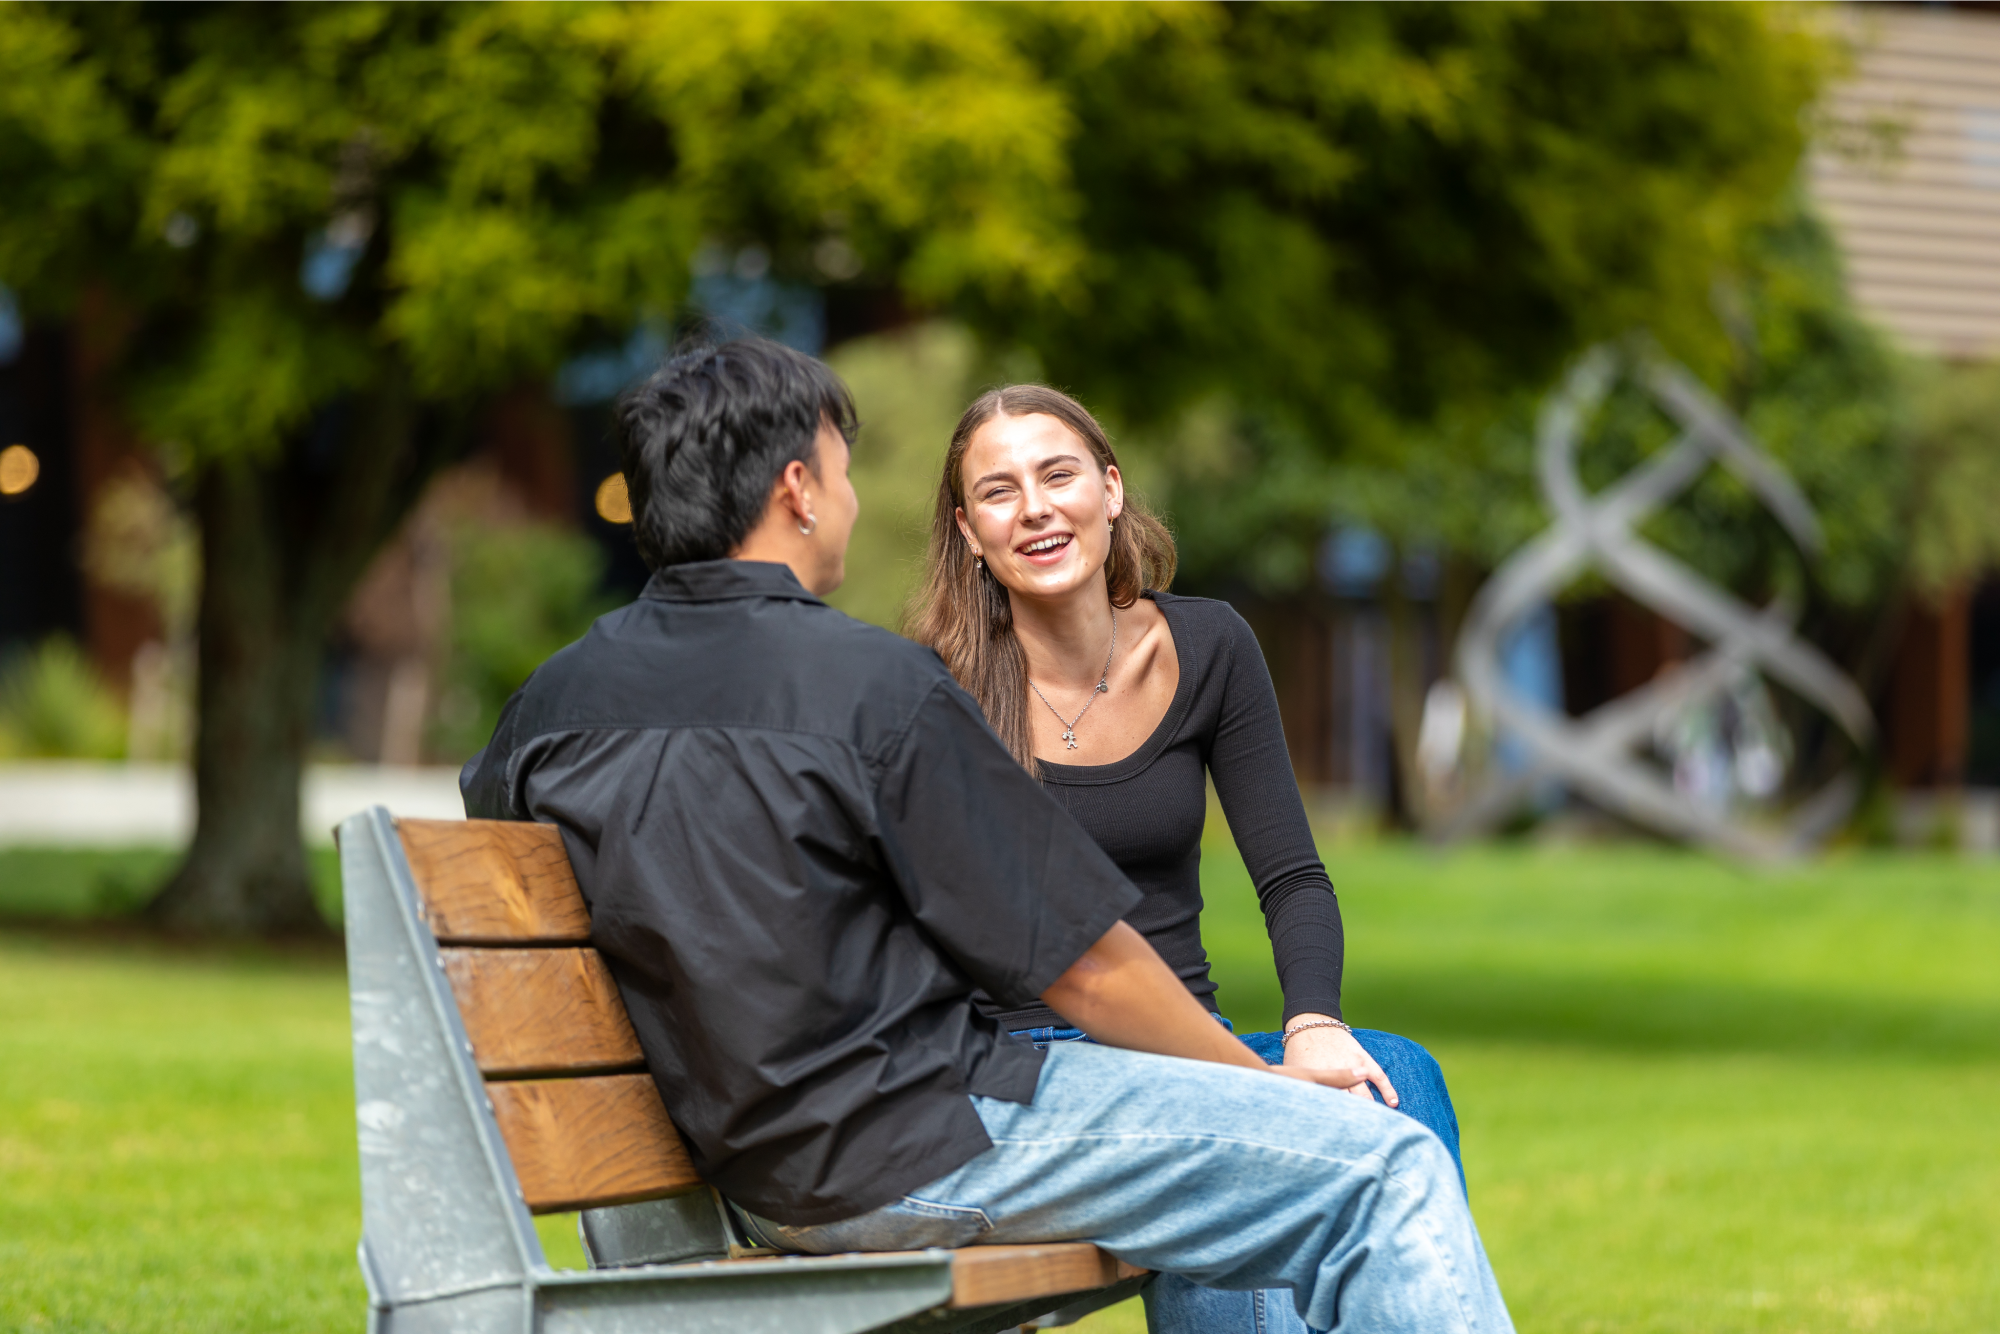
[147,382,440,935]
[147,459,326,933]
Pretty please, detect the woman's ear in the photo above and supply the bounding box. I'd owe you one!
[953,506,979,553]
[1103,464,1125,523]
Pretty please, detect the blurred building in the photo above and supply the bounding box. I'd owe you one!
[1815,4,2000,360]
[1813,2,2000,792]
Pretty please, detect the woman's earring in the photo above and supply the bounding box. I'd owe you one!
[798,513,817,536]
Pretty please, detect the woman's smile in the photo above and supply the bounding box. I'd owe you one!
[1016,531,1075,564]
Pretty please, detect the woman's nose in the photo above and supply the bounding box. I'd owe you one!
[1021,486,1052,521]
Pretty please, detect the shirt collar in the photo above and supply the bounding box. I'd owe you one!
[641,559,826,606]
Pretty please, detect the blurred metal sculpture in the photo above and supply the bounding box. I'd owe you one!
[1443,347,1874,860]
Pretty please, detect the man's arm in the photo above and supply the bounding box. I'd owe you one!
[1042,922,1369,1090]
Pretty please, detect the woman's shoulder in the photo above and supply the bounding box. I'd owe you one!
[1146,590,1261,657]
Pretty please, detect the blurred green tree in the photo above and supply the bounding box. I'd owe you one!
[1316,207,1908,608]
[0,1,1842,931]
[0,1,1080,932]
[430,519,615,764]
[989,2,1836,590]
[0,637,129,760]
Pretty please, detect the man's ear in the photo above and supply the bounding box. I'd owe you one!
[774,458,813,526]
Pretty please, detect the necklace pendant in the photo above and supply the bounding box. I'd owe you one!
[1063,729,1077,749]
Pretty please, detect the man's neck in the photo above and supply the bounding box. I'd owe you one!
[732,525,823,596]
[1010,574,1116,691]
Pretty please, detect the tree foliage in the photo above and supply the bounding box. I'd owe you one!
[432,518,615,763]
[0,2,1080,448]
[0,0,1852,541]
[1902,361,2000,603]
[0,0,1087,931]
[1291,199,2000,621]
[984,3,1832,437]
[0,637,128,760]
[0,0,1849,929]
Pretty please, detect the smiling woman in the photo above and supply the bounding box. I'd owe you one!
[904,385,1466,1334]
[905,385,1175,768]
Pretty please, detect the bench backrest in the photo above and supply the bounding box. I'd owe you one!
[396,817,704,1214]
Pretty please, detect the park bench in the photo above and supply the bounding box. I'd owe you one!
[338,806,1148,1334]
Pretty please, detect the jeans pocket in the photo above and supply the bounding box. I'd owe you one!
[752,1194,993,1254]
[884,1195,994,1246]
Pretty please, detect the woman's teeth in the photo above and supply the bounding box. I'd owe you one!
[1024,535,1070,554]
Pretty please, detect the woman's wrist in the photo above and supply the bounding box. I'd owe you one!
[1282,1014,1351,1043]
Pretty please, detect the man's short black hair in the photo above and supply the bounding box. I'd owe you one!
[615,337,859,570]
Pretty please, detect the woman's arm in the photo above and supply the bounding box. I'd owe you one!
[1043,921,1367,1090]
[1204,606,1397,1104]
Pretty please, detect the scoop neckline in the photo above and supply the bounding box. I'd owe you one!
[1034,592,1195,785]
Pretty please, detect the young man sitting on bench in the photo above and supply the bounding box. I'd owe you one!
[461,338,1513,1334]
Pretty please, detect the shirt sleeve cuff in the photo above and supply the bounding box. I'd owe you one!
[1279,995,1345,1028]
[1006,828,1143,1010]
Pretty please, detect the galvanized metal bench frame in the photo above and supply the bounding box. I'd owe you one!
[339,807,1145,1334]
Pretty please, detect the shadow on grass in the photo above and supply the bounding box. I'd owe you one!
[1353,967,2000,1061]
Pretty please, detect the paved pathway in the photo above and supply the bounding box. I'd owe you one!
[0,762,465,847]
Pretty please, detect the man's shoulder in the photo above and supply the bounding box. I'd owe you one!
[796,601,955,688]
[506,595,954,744]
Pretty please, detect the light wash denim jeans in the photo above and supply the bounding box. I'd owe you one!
[1012,1018,1466,1334]
[1013,1018,1465,1190]
[739,1042,1512,1334]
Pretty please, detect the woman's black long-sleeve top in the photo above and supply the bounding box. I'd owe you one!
[982,591,1345,1033]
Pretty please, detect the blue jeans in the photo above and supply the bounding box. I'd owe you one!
[1013,1018,1465,1190]
[739,1042,1511,1334]
[1014,1018,1465,1334]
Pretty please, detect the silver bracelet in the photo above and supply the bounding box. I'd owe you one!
[1281,1019,1352,1043]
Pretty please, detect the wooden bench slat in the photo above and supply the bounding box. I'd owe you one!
[488,1073,704,1214]
[442,947,646,1079]
[947,1244,1143,1308]
[650,1245,1141,1306]
[399,818,592,944]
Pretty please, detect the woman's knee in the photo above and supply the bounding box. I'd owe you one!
[1351,1030,1447,1092]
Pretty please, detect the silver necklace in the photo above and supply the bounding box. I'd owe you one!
[1029,608,1116,751]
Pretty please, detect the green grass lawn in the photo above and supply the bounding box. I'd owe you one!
[0,846,344,923]
[3,838,1997,1332]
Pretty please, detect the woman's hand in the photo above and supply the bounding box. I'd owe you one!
[1282,1017,1398,1108]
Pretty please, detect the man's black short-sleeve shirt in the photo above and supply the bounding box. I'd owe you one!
[460,560,1140,1225]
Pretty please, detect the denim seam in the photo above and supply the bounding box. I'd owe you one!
[895,1195,995,1232]
[985,1131,1392,1173]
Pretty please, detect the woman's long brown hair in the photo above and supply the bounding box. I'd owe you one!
[904,385,1177,770]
